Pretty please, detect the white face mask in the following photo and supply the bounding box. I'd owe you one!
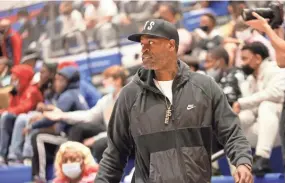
[105,85,116,94]
[62,162,82,179]
[235,28,252,41]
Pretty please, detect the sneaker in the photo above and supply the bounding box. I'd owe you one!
[252,155,271,177]
[8,159,23,166]
[0,156,6,166]
[23,158,32,166]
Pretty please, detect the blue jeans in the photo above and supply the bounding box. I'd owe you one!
[0,112,17,158]
[8,112,39,160]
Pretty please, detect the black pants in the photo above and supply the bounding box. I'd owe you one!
[68,123,106,142]
[91,137,108,162]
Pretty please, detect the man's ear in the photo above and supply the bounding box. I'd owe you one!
[255,54,263,64]
[169,39,176,51]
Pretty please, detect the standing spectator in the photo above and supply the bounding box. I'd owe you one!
[232,42,285,176]
[0,65,43,164]
[0,19,22,66]
[84,0,118,29]
[16,10,37,51]
[191,13,223,62]
[59,1,86,35]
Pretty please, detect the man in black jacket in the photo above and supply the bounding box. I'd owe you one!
[95,19,253,183]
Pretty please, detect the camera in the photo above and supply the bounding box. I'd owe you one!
[242,1,284,29]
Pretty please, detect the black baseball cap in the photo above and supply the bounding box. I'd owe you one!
[128,19,179,45]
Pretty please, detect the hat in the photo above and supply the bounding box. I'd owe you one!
[21,49,40,64]
[128,19,179,45]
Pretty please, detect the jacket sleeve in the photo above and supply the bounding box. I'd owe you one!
[56,92,75,112]
[211,79,253,167]
[95,88,133,183]
[31,117,55,129]
[238,69,285,110]
[11,31,22,65]
[7,88,42,115]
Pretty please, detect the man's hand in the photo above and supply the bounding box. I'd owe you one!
[43,108,63,121]
[36,102,45,112]
[232,102,241,114]
[22,127,31,136]
[83,137,96,147]
[245,12,271,33]
[233,164,253,183]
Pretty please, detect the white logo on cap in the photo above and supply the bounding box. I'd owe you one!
[144,21,155,30]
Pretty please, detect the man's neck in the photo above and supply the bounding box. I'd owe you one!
[155,66,178,81]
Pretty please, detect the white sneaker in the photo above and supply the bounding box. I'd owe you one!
[0,156,6,166]
[23,158,32,166]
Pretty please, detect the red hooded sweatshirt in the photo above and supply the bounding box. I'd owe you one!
[1,65,43,115]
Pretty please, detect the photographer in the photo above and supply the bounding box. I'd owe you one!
[245,6,285,67]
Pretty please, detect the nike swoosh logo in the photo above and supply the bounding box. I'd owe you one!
[187,105,196,110]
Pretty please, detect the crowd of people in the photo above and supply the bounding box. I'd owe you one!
[0,0,284,182]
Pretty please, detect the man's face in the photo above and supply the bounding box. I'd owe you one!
[54,74,68,93]
[59,2,73,15]
[200,15,214,32]
[140,35,175,70]
[204,53,217,71]
[158,5,174,22]
[241,49,261,75]
[40,65,52,85]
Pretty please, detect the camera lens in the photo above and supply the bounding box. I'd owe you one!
[242,8,274,21]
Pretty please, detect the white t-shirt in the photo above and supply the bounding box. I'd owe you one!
[84,0,118,21]
[154,79,173,104]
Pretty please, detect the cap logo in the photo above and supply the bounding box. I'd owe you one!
[143,21,155,31]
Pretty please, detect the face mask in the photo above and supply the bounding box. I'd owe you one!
[62,162,82,179]
[105,85,116,94]
[207,68,222,81]
[200,25,209,32]
[241,64,255,76]
[235,28,252,41]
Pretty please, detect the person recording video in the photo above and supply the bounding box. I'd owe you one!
[244,2,285,68]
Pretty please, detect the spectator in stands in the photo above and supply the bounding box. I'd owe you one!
[59,1,86,35]
[219,1,247,37]
[29,66,89,182]
[232,42,285,176]
[0,65,43,164]
[0,19,22,66]
[155,3,192,56]
[54,141,98,183]
[7,63,57,165]
[44,65,129,162]
[117,1,156,28]
[205,46,245,106]
[17,10,37,51]
[191,13,223,62]
[0,57,11,87]
[58,62,102,108]
[84,0,118,29]
[179,55,205,74]
[21,48,42,85]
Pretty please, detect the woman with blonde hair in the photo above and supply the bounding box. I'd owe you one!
[53,141,98,183]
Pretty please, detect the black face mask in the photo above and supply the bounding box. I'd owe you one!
[200,25,209,32]
[10,87,18,96]
[242,64,255,76]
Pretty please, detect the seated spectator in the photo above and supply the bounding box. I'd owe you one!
[116,1,156,29]
[205,47,245,105]
[232,42,285,175]
[0,65,43,164]
[44,65,129,162]
[0,19,22,66]
[7,63,57,165]
[29,66,89,181]
[179,55,205,74]
[84,0,118,29]
[21,48,42,85]
[0,57,11,87]
[155,3,192,56]
[54,141,98,183]
[58,62,102,108]
[191,13,223,62]
[58,1,86,35]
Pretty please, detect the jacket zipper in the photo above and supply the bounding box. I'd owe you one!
[172,90,189,183]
